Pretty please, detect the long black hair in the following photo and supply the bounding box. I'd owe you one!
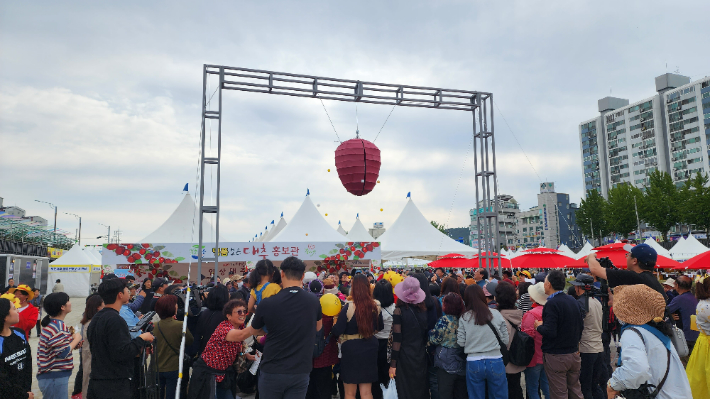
[41,292,70,327]
[373,279,394,308]
[412,273,435,310]
[248,259,277,289]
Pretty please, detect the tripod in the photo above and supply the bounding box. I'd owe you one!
[138,345,160,399]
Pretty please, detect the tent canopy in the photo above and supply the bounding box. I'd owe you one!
[575,242,595,259]
[336,221,347,236]
[271,195,346,242]
[48,245,97,297]
[265,217,288,242]
[669,235,709,261]
[644,237,671,258]
[378,198,478,260]
[140,193,221,243]
[556,244,578,259]
[346,218,375,242]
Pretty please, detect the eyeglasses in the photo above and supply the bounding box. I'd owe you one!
[235,310,247,315]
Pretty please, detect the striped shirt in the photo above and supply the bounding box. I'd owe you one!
[37,319,73,375]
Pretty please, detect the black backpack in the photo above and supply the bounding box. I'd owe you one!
[505,320,535,367]
[313,327,332,358]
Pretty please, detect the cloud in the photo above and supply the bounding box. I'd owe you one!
[1,0,708,243]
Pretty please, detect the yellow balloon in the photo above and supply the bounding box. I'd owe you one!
[380,208,383,212]
[383,271,404,290]
[377,180,380,183]
[328,169,331,172]
[325,213,328,216]
[320,293,342,316]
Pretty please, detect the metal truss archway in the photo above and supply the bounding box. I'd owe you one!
[197,65,502,278]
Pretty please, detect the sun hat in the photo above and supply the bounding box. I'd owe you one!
[394,277,426,304]
[528,282,548,305]
[303,272,318,284]
[8,284,34,301]
[0,293,21,309]
[222,277,231,284]
[662,278,676,287]
[613,284,666,325]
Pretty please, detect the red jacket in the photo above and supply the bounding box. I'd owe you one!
[14,303,39,339]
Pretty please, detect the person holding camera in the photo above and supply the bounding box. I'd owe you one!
[570,274,606,399]
[86,278,154,399]
[586,244,666,299]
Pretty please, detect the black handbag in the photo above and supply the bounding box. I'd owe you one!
[486,321,510,366]
[157,322,193,369]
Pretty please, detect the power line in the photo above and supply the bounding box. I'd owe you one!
[493,101,543,183]
[373,104,396,143]
[319,99,342,143]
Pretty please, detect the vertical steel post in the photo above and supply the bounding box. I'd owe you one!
[197,66,208,283]
[487,95,502,276]
[472,97,482,271]
[213,68,223,284]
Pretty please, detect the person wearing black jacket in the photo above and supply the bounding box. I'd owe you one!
[534,270,584,399]
[87,278,154,399]
[191,284,230,357]
[0,297,33,399]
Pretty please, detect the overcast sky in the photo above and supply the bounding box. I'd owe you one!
[2,1,708,244]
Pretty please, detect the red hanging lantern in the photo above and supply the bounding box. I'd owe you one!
[334,138,381,196]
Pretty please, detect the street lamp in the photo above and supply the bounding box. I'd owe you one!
[98,223,111,245]
[65,212,82,246]
[34,200,57,237]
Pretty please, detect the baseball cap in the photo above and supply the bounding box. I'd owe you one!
[624,243,657,266]
[570,274,594,287]
[153,277,168,289]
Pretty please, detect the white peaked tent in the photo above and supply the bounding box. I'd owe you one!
[336,221,347,236]
[48,245,98,297]
[575,242,595,259]
[669,237,687,260]
[378,198,478,260]
[271,195,345,242]
[500,248,509,257]
[140,192,222,243]
[644,237,671,258]
[556,244,578,259]
[346,218,376,241]
[670,235,709,261]
[265,216,288,242]
[262,222,276,242]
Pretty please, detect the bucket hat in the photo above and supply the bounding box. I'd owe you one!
[528,282,547,305]
[613,284,666,325]
[394,276,426,304]
[8,284,34,301]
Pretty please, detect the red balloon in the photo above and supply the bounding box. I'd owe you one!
[334,138,381,196]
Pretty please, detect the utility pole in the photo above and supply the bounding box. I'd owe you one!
[633,196,641,242]
[99,223,111,244]
[35,200,57,244]
[66,213,82,246]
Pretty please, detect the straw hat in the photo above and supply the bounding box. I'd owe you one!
[8,284,34,301]
[613,284,666,325]
[394,277,425,304]
[528,282,547,305]
[0,293,21,308]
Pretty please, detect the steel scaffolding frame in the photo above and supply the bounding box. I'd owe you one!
[197,64,502,280]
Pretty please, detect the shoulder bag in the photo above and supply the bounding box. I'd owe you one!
[157,322,193,369]
[486,320,510,366]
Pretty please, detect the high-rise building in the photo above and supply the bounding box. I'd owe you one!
[515,182,582,249]
[469,194,520,249]
[578,73,710,196]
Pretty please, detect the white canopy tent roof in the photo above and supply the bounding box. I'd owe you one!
[575,242,595,259]
[265,217,288,242]
[271,195,345,242]
[261,223,275,242]
[140,192,222,243]
[670,235,709,261]
[644,237,671,258]
[383,258,430,267]
[378,198,478,260]
[346,218,376,241]
[48,245,98,297]
[556,244,578,259]
[336,221,347,236]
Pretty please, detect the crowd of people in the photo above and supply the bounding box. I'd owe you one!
[0,243,709,399]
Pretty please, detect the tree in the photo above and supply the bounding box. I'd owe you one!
[576,189,609,243]
[679,171,710,238]
[605,183,644,239]
[431,221,447,234]
[640,170,679,241]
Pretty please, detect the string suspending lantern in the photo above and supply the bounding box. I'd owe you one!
[334,138,381,196]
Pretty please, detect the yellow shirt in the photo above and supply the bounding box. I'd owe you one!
[250,283,281,302]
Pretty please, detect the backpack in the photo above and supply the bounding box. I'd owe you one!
[255,282,270,305]
[313,327,333,358]
[505,320,535,367]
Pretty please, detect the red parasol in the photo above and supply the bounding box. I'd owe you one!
[565,243,681,269]
[429,253,475,269]
[511,247,575,269]
[673,251,710,270]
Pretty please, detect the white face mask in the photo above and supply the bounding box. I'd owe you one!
[237,281,243,289]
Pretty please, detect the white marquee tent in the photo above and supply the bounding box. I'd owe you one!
[575,242,595,259]
[346,218,376,242]
[378,198,478,260]
[264,216,288,242]
[336,221,347,236]
[140,192,221,243]
[669,235,709,261]
[271,195,345,242]
[48,245,99,297]
[556,244,578,259]
[644,237,671,258]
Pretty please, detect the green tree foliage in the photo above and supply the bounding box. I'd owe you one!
[576,189,609,240]
[640,170,679,241]
[605,183,643,239]
[679,171,710,237]
[431,221,447,234]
